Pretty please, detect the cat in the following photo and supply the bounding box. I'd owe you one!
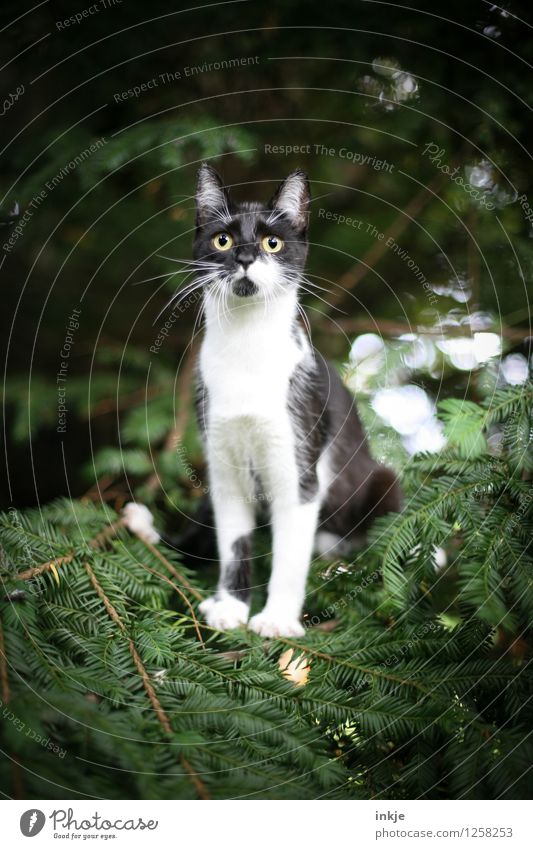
[123,165,401,637]
[190,164,401,637]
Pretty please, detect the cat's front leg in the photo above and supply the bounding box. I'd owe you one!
[248,498,320,638]
[199,455,255,631]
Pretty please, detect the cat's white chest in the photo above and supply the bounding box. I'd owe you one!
[199,294,304,422]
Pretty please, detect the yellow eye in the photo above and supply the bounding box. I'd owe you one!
[261,235,284,253]
[212,232,233,251]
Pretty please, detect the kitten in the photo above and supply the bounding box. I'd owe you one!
[190,164,401,637]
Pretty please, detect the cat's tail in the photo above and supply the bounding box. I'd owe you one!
[121,502,160,543]
[316,463,401,558]
[121,499,217,565]
[359,464,403,529]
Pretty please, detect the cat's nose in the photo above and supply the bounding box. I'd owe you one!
[235,247,257,268]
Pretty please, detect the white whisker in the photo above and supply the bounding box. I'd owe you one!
[152,271,220,324]
[156,254,219,268]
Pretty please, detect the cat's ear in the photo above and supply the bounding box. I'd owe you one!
[269,170,310,232]
[195,163,231,226]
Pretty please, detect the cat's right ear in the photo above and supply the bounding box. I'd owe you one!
[195,163,231,227]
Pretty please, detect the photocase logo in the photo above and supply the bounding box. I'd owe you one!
[20,810,46,837]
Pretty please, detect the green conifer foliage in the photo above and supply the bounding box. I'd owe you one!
[1,383,531,799]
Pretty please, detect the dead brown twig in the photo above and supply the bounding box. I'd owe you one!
[325,171,450,312]
[332,316,531,342]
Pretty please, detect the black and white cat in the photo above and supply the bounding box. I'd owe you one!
[192,165,400,637]
[125,165,401,637]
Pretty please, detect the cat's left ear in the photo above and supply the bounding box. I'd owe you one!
[269,170,310,233]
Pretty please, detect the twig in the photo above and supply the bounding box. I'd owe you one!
[84,561,172,735]
[137,537,204,602]
[11,519,126,582]
[0,618,10,704]
[81,474,116,503]
[326,171,450,311]
[137,559,205,646]
[330,316,531,342]
[89,384,162,418]
[180,755,211,799]
[146,338,200,493]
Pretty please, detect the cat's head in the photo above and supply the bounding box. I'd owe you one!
[193,164,310,299]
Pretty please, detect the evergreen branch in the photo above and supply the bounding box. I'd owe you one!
[8,515,201,617]
[84,561,172,735]
[180,756,211,800]
[380,477,494,574]
[137,559,205,646]
[137,537,204,602]
[0,618,10,704]
[272,637,431,694]
[12,518,125,582]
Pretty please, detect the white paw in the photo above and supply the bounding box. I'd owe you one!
[199,596,249,630]
[122,502,160,544]
[248,610,305,638]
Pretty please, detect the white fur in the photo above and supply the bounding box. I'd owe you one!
[237,254,285,290]
[196,171,232,225]
[199,285,332,637]
[267,172,307,228]
[122,502,160,544]
[199,593,249,630]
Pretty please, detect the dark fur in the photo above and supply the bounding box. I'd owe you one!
[217,535,252,603]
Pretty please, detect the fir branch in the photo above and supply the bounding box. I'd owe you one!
[137,537,204,602]
[12,518,125,582]
[9,515,201,616]
[265,636,432,695]
[0,618,10,704]
[137,559,205,646]
[180,756,211,800]
[84,561,172,735]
